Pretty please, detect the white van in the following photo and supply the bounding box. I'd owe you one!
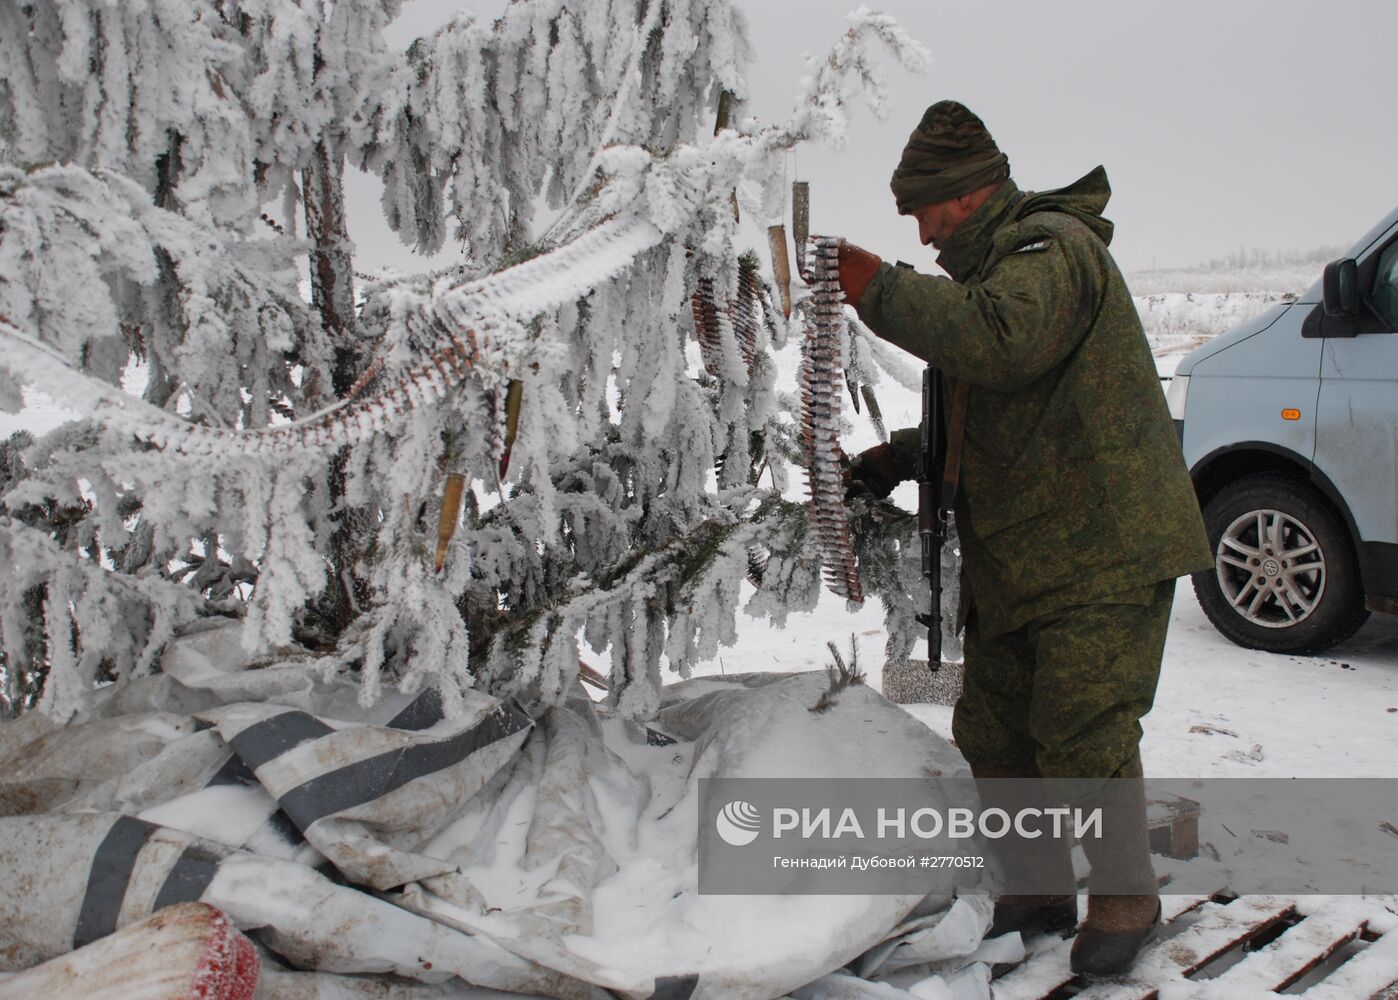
[1168,207,1398,653]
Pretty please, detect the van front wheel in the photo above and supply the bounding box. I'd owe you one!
[1193,475,1368,653]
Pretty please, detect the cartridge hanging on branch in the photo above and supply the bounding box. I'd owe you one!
[434,472,467,573]
[714,90,735,132]
[792,181,810,275]
[800,235,863,603]
[715,91,740,222]
[498,379,523,478]
[767,226,792,319]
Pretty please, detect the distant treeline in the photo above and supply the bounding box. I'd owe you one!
[1196,245,1347,271]
[1127,245,1347,296]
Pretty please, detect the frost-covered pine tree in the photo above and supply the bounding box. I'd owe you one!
[0,0,930,722]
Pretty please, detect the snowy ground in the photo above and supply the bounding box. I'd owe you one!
[689,570,1398,782]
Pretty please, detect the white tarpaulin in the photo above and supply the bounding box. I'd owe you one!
[0,622,1010,999]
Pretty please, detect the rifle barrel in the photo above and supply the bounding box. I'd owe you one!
[921,368,943,669]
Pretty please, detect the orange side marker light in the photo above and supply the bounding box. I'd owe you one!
[1281,408,1301,421]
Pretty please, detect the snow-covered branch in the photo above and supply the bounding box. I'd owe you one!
[0,1,932,720]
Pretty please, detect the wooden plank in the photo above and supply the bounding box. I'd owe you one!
[1297,928,1398,1000]
[988,934,1074,1000]
[988,897,1396,1000]
[1212,901,1369,991]
[1160,893,1222,923]
[1069,896,1299,1000]
[1175,988,1283,1000]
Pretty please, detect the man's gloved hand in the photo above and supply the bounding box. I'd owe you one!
[837,241,882,310]
[845,441,907,501]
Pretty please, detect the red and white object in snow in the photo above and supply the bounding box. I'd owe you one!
[0,902,258,1000]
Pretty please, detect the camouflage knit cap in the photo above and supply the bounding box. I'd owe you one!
[890,100,1010,212]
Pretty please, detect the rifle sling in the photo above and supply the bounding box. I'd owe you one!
[939,378,970,512]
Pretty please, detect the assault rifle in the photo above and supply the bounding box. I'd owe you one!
[919,367,968,672]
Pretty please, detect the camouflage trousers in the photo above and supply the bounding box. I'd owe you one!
[951,579,1175,781]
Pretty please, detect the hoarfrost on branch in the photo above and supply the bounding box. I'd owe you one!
[0,0,931,721]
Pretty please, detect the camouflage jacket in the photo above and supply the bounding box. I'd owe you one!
[856,168,1211,638]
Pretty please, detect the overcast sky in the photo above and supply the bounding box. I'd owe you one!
[351,0,1396,275]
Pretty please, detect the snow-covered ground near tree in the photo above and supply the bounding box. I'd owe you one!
[695,556,1398,781]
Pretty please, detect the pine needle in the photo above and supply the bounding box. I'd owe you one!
[810,634,865,713]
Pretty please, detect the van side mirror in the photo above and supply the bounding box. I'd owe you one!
[1322,258,1358,317]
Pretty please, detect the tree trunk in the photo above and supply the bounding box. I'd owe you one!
[301,139,370,645]
[304,141,357,351]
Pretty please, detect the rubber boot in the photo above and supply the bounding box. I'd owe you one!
[973,766,1078,941]
[1070,753,1160,978]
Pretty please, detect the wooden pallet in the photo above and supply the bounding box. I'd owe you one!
[991,893,1398,1000]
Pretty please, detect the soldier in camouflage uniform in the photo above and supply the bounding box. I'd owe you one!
[837,101,1211,977]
